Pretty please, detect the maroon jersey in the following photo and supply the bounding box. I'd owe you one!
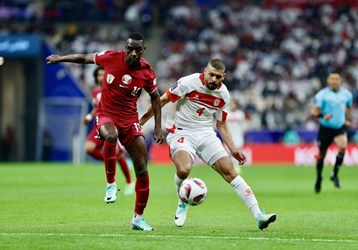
[94,50,157,124]
[91,86,101,108]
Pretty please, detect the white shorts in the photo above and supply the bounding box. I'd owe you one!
[166,129,228,166]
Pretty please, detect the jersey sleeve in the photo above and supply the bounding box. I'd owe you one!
[166,77,189,102]
[347,90,353,107]
[94,50,113,67]
[143,68,158,94]
[313,90,324,108]
[215,93,230,122]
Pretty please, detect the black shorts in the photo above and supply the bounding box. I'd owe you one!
[317,125,347,150]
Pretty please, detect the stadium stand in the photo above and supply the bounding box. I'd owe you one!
[158,1,358,134]
[1,0,357,144]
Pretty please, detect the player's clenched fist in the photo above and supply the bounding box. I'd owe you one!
[46,54,61,64]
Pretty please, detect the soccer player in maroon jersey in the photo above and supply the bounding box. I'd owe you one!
[46,32,164,231]
[82,66,134,196]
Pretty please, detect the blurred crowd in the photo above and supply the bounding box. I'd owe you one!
[0,0,154,22]
[157,2,358,131]
[1,0,358,133]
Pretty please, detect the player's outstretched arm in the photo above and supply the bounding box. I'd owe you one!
[216,120,246,165]
[46,53,95,64]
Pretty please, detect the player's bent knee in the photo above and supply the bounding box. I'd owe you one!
[85,147,93,154]
[99,125,118,142]
[176,169,190,179]
[85,142,96,153]
[105,134,117,143]
[99,129,117,142]
[134,167,148,176]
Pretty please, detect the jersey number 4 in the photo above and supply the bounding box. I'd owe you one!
[196,108,205,116]
[177,137,184,143]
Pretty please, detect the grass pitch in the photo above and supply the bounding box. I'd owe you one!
[0,162,357,250]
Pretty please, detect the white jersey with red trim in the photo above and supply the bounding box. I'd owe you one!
[166,73,230,132]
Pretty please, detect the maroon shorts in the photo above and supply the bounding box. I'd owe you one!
[95,115,144,148]
[87,126,124,154]
[86,126,103,145]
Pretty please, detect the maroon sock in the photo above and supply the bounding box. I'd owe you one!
[89,146,104,161]
[134,174,149,215]
[103,140,117,183]
[117,155,131,184]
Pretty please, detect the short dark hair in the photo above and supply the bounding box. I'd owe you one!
[93,66,104,84]
[208,58,226,71]
[129,32,144,42]
[329,71,340,75]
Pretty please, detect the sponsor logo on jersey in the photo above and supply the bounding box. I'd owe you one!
[106,74,115,84]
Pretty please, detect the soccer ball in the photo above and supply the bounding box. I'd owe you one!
[179,178,207,206]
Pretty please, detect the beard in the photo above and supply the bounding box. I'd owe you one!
[126,58,141,68]
[206,82,219,90]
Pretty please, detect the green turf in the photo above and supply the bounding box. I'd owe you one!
[0,162,357,250]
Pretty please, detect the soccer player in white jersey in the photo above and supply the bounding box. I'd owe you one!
[140,59,276,230]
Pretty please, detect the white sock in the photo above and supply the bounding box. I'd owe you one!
[230,175,261,218]
[174,174,185,205]
[133,213,142,222]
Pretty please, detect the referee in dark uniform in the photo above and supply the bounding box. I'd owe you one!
[311,72,353,193]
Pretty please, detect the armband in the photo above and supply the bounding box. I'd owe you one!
[85,114,93,121]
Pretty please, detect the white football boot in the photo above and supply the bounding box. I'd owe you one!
[174,202,189,227]
[104,183,117,203]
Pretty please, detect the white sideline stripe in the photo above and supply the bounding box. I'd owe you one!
[0,233,357,243]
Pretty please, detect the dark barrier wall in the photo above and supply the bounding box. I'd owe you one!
[0,34,43,161]
[0,34,88,161]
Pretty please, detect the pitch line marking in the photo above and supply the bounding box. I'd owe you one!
[0,233,357,243]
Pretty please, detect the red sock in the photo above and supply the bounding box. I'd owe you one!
[134,174,149,215]
[89,145,104,161]
[103,140,117,184]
